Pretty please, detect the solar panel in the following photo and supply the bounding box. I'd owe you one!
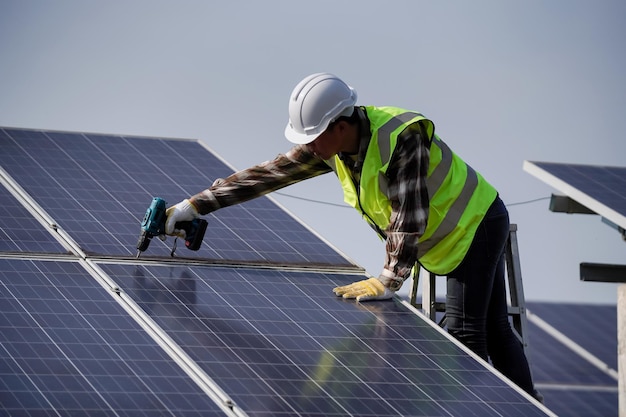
[0,258,228,416]
[523,302,618,417]
[530,389,616,417]
[0,127,553,416]
[0,128,352,266]
[523,161,626,229]
[527,302,617,370]
[0,183,66,254]
[526,321,616,386]
[98,262,550,417]
[522,161,622,416]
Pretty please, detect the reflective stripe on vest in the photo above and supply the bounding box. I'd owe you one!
[327,106,497,275]
[418,137,479,256]
[377,111,427,166]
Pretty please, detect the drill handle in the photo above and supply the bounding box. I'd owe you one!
[175,218,208,251]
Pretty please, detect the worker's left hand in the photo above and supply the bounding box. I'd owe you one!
[333,277,395,302]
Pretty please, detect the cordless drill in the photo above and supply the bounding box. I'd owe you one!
[136,197,208,257]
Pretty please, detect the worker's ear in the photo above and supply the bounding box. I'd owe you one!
[334,120,349,134]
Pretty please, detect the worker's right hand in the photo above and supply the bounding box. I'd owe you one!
[165,199,199,238]
[333,277,395,302]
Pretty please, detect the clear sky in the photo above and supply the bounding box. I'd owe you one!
[1,1,624,304]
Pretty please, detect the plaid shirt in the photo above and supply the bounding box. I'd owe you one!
[190,125,430,289]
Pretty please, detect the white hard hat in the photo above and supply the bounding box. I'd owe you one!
[284,73,357,144]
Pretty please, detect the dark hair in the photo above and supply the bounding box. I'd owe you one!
[327,106,358,130]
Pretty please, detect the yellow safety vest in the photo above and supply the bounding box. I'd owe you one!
[326,106,497,275]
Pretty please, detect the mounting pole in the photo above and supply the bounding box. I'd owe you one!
[617,284,626,417]
[580,262,626,416]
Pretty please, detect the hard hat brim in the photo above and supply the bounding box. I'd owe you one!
[284,123,322,145]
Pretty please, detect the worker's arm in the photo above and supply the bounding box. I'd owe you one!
[165,145,331,235]
[334,123,431,301]
[191,144,332,214]
[382,124,431,285]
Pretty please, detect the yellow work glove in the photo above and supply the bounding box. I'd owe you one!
[333,277,395,302]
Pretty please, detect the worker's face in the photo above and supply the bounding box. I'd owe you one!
[307,121,357,160]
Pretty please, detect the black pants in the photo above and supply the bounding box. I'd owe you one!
[445,196,535,394]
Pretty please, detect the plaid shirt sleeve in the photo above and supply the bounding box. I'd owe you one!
[189,144,332,214]
[381,127,431,285]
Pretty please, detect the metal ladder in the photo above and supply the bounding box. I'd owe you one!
[409,224,531,357]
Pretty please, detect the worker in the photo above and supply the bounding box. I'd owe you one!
[164,72,542,402]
